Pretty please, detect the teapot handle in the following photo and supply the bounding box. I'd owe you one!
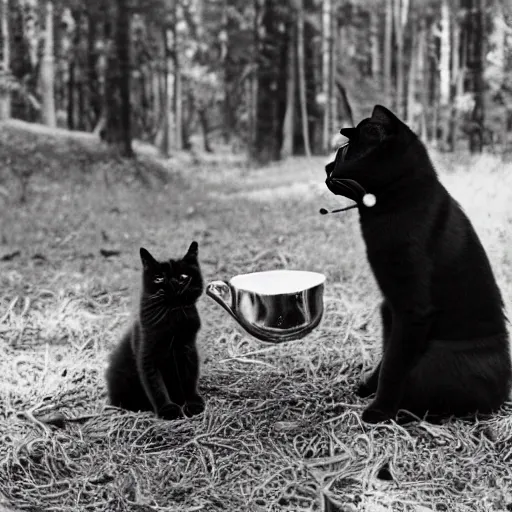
[206,280,236,320]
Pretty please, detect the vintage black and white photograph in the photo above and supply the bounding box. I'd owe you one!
[0,0,511,510]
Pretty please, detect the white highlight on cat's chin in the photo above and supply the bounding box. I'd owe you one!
[230,270,325,295]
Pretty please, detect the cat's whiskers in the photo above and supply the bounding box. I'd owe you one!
[146,290,165,300]
[141,293,166,306]
[141,305,169,327]
[141,298,166,312]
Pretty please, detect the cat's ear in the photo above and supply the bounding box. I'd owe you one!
[185,241,199,258]
[339,127,357,139]
[370,105,402,131]
[140,247,157,270]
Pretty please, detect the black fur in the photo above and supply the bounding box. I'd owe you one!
[105,242,205,420]
[325,105,511,423]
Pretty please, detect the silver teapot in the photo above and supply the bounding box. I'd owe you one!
[206,270,325,343]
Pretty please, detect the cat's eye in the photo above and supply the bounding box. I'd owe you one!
[179,274,189,281]
[154,276,164,284]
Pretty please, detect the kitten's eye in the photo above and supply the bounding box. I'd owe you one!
[154,276,164,284]
[179,274,189,281]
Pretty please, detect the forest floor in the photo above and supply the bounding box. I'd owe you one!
[0,121,511,512]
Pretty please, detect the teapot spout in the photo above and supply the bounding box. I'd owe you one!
[206,280,237,322]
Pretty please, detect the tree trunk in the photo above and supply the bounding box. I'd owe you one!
[254,0,288,163]
[297,0,311,157]
[104,0,133,156]
[282,12,295,158]
[75,11,85,131]
[152,62,160,133]
[156,27,170,157]
[383,0,393,106]
[321,0,332,152]
[116,0,133,156]
[406,13,418,128]
[370,6,381,83]
[418,17,428,140]
[446,0,460,151]
[173,6,182,151]
[329,5,336,140]
[439,0,451,107]
[198,108,212,152]
[248,0,259,158]
[490,3,506,154]
[87,12,100,128]
[0,0,11,120]
[393,0,409,118]
[41,1,56,127]
[67,49,75,129]
[469,0,485,153]
[94,14,108,137]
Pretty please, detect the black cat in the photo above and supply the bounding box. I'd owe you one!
[325,105,511,424]
[105,242,205,420]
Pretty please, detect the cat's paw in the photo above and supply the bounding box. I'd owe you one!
[356,380,377,398]
[356,369,379,398]
[183,397,205,418]
[158,403,182,421]
[362,402,393,424]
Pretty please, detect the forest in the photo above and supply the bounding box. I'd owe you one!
[1,1,512,511]
[0,0,509,162]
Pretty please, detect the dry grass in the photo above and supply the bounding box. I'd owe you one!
[0,124,511,511]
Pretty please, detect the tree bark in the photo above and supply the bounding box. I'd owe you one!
[41,1,56,127]
[322,0,332,152]
[392,0,409,118]
[0,0,11,120]
[297,0,311,157]
[406,12,418,128]
[87,12,100,128]
[198,107,212,152]
[370,6,381,83]
[116,0,133,156]
[418,16,428,140]
[104,0,133,156]
[383,0,393,106]
[173,5,182,150]
[254,0,288,163]
[75,11,85,131]
[469,0,485,153]
[446,0,461,151]
[248,0,259,158]
[439,0,451,107]
[282,11,295,158]
[156,27,170,157]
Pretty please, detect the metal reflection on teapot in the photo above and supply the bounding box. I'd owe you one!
[206,270,325,344]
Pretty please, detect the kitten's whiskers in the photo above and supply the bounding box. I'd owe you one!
[141,305,169,327]
[141,297,165,312]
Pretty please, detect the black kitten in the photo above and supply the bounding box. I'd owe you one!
[325,105,511,424]
[105,242,205,420]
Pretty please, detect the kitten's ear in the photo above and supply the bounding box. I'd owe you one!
[186,241,198,258]
[370,105,402,130]
[140,247,157,269]
[339,128,357,139]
